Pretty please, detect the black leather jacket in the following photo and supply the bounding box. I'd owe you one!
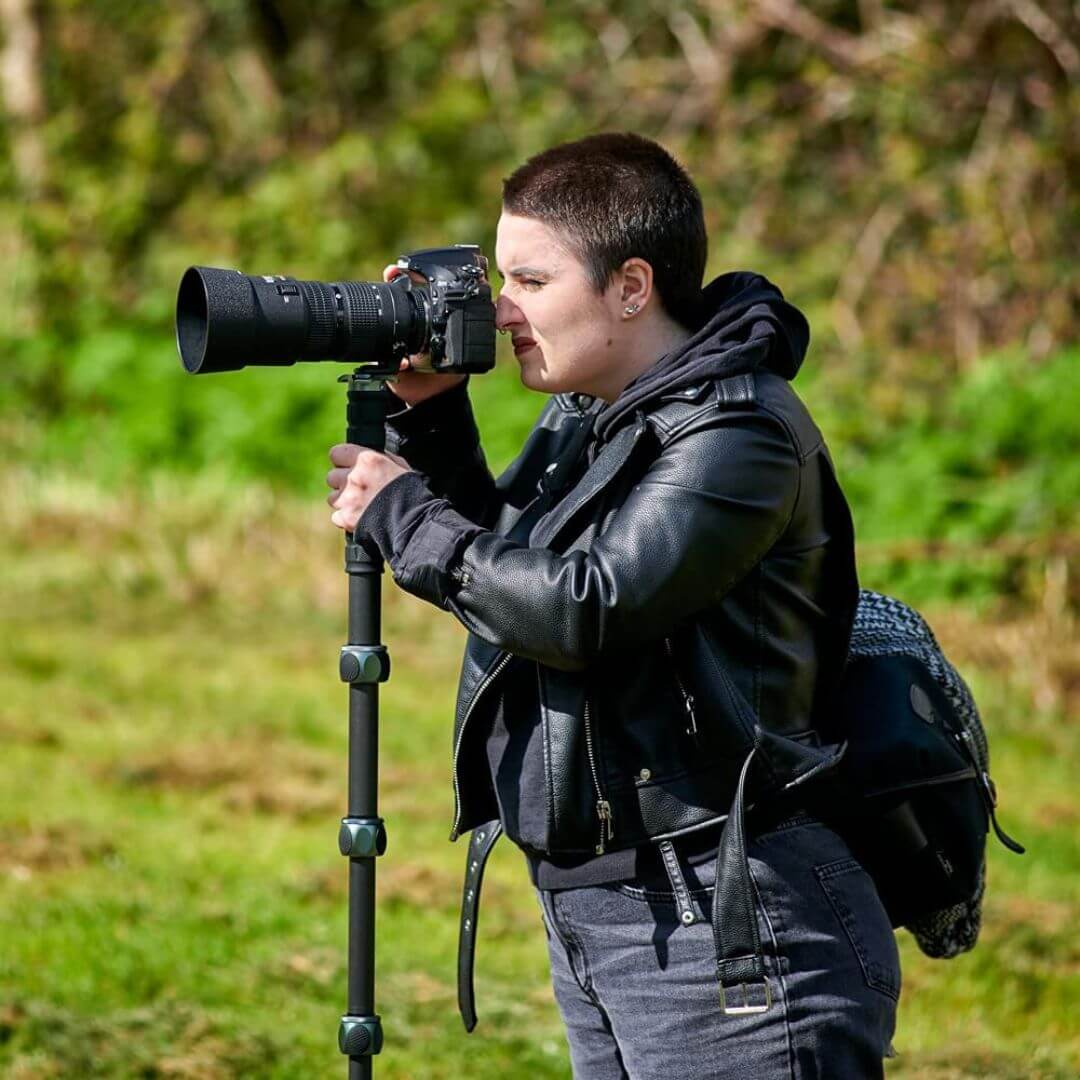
[360,366,858,858]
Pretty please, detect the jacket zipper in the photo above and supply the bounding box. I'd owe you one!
[664,636,699,740]
[448,405,598,844]
[449,652,514,840]
[583,697,614,854]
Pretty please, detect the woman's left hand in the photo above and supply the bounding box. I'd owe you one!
[326,444,413,531]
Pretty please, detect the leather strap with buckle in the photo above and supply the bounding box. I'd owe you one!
[712,743,774,1014]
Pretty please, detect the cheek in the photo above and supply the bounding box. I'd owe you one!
[536,293,604,345]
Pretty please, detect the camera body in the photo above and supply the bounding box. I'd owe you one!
[176,244,496,377]
[394,246,494,373]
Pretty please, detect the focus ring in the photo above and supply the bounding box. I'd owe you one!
[339,282,381,336]
[300,280,339,358]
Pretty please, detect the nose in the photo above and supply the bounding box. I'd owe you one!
[495,292,525,331]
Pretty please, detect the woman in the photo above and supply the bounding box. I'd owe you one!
[327,133,899,1078]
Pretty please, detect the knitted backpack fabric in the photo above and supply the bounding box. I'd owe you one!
[847,588,990,959]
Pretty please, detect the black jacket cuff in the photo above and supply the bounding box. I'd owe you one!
[355,470,483,608]
[382,375,478,456]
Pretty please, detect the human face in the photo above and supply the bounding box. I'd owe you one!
[493,212,626,400]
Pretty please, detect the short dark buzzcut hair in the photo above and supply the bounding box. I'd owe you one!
[502,133,707,329]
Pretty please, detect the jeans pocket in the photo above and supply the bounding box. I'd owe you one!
[609,879,714,903]
[535,890,554,942]
[814,857,902,1002]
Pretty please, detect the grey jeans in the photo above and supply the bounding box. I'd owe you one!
[535,814,900,1079]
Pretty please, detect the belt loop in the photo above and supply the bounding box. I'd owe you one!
[658,839,700,926]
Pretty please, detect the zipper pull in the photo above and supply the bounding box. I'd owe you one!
[595,800,614,855]
[684,693,698,739]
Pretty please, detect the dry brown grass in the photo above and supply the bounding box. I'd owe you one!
[99,737,341,821]
[932,605,1078,719]
[0,823,117,879]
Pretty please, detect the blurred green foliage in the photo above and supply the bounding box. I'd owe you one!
[1,0,1075,350]
[831,349,1078,545]
[3,321,1075,608]
[0,0,1076,606]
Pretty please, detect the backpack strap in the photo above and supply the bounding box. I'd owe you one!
[952,730,1026,855]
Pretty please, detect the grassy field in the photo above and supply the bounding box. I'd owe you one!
[0,468,1075,1079]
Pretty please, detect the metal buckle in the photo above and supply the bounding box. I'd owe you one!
[719,978,772,1016]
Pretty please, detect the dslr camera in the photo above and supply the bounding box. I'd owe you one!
[176,245,496,376]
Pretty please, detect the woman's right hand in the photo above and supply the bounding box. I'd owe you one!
[382,265,468,406]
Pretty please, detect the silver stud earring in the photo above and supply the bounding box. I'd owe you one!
[624,304,639,315]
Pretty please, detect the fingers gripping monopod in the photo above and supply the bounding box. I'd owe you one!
[335,365,400,1078]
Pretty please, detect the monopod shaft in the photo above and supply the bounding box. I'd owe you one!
[336,371,393,1077]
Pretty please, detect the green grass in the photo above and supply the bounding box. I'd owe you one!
[0,475,569,1078]
[0,458,1076,1076]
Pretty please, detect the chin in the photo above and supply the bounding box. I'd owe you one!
[519,362,548,393]
[519,358,576,397]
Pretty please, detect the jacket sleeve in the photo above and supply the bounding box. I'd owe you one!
[356,409,800,672]
[381,375,500,529]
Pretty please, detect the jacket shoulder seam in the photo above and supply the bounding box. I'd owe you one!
[752,374,825,463]
[753,398,820,464]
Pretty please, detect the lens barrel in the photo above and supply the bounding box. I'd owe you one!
[176,266,429,374]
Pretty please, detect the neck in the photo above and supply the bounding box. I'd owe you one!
[597,316,692,403]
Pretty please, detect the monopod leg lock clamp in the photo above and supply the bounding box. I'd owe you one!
[339,1014,384,1057]
[339,645,390,684]
[339,817,387,858]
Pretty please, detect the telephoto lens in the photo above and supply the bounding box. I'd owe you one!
[175,246,495,375]
[176,268,429,374]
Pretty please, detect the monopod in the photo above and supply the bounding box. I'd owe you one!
[175,248,495,1077]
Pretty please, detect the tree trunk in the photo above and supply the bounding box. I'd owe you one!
[0,0,47,198]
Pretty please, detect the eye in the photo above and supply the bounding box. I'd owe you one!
[519,279,545,290]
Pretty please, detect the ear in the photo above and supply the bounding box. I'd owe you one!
[617,257,653,316]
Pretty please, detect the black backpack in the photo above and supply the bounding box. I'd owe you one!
[820,588,1025,958]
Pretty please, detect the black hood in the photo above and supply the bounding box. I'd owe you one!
[592,271,809,446]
